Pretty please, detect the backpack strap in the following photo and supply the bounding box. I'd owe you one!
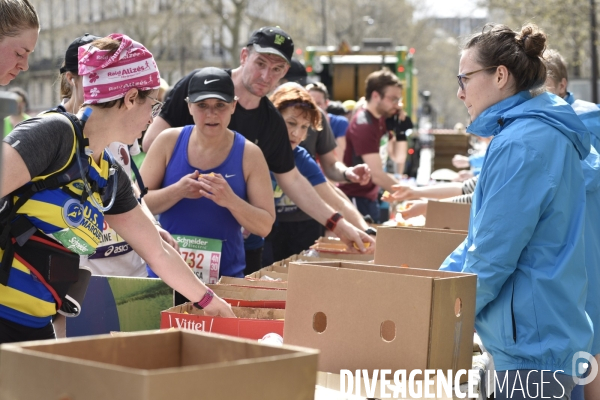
[0,108,96,286]
[128,151,148,202]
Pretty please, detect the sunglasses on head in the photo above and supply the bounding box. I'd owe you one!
[147,95,164,118]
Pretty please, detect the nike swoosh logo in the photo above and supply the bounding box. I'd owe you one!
[204,79,219,84]
[225,174,235,178]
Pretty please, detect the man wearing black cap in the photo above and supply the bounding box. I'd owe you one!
[143,27,374,267]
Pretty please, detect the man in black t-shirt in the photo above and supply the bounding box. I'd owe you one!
[143,27,374,259]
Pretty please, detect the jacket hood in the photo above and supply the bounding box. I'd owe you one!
[467,91,591,160]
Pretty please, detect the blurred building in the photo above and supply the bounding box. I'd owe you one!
[9,0,278,112]
[427,17,487,40]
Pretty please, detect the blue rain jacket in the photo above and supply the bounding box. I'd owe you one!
[566,93,600,354]
[441,91,593,375]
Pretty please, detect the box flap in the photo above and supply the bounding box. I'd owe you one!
[374,226,466,270]
[424,200,471,231]
[294,261,473,278]
[207,284,287,301]
[16,329,183,370]
[284,262,434,373]
[428,274,476,372]
[218,276,287,289]
[162,303,285,320]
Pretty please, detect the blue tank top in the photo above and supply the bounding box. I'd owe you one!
[159,125,247,278]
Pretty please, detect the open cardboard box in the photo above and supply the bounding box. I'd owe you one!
[208,283,286,309]
[307,237,374,261]
[245,269,289,281]
[218,276,288,289]
[374,226,467,270]
[160,304,284,339]
[0,329,318,400]
[283,261,476,380]
[425,200,471,231]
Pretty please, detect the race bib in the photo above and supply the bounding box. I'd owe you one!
[174,234,222,284]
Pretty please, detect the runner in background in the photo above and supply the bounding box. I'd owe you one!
[3,87,31,136]
[141,68,274,299]
[264,83,372,264]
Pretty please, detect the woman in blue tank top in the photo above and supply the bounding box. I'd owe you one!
[141,68,274,284]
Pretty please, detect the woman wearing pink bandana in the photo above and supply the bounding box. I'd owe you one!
[0,34,234,343]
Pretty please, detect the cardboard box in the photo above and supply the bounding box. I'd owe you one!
[208,284,287,309]
[374,226,467,270]
[0,329,318,400]
[425,200,471,231]
[218,276,288,289]
[283,261,476,377]
[160,304,284,339]
[308,237,374,262]
[245,269,289,281]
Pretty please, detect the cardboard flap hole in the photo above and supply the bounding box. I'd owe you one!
[313,312,327,333]
[380,320,396,342]
[455,298,462,317]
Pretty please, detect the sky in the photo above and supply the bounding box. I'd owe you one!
[413,0,488,19]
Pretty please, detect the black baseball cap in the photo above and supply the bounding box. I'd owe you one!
[187,67,235,103]
[284,59,308,85]
[247,26,294,64]
[60,33,101,74]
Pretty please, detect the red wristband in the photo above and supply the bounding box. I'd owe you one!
[193,288,214,309]
[325,212,343,231]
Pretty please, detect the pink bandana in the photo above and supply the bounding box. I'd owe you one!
[78,33,160,104]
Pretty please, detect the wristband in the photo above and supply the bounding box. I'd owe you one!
[192,288,214,309]
[325,212,344,231]
[343,169,352,183]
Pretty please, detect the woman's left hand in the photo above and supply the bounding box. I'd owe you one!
[197,173,237,208]
[157,226,180,253]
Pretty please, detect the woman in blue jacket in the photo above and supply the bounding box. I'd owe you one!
[544,48,600,400]
[440,24,593,399]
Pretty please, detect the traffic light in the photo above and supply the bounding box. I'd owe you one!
[396,47,407,81]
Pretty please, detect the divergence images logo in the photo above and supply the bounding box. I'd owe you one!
[63,199,84,228]
[573,351,599,385]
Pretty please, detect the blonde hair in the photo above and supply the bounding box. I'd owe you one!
[0,0,38,40]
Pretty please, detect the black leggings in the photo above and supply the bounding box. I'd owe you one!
[0,316,55,345]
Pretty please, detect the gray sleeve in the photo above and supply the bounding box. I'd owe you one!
[3,114,74,178]
[448,193,473,204]
[315,111,337,156]
[461,176,479,195]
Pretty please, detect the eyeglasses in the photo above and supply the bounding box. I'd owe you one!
[147,95,164,118]
[457,66,498,91]
[383,94,401,104]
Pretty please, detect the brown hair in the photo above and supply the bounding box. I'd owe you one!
[463,23,547,93]
[86,37,152,109]
[0,0,38,40]
[58,67,73,99]
[365,68,402,101]
[270,85,322,130]
[543,49,568,83]
[306,82,329,99]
